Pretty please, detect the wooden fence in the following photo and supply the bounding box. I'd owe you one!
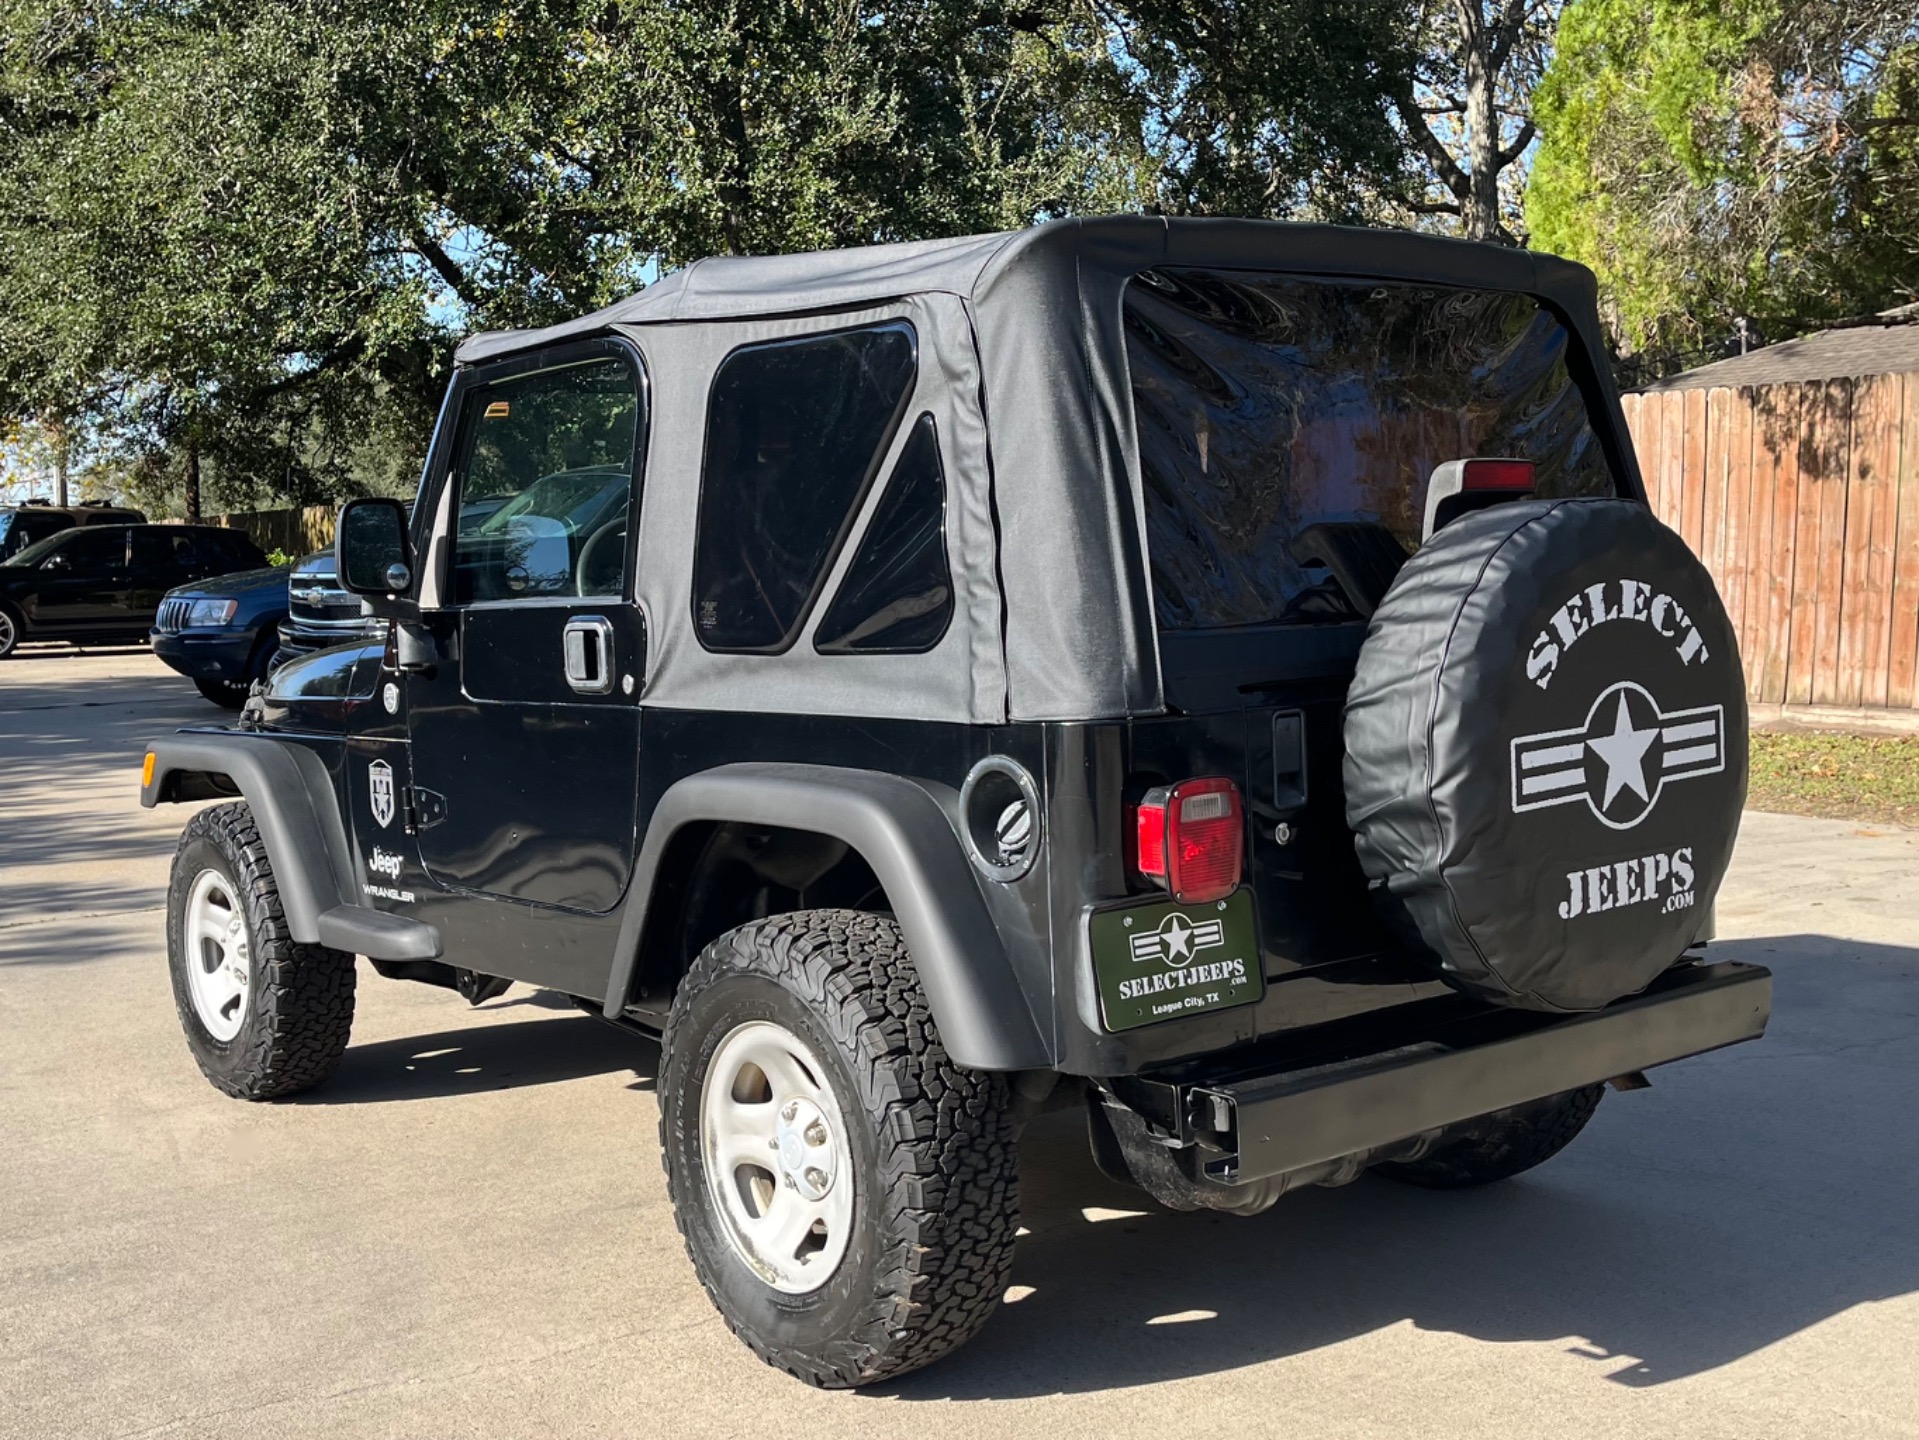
[196,392,1919,714]
[204,504,336,560]
[1622,376,1919,712]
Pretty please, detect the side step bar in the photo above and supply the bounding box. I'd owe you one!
[316,904,442,961]
[1196,960,1771,1185]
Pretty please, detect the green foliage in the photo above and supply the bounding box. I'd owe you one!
[1099,0,1412,221]
[1528,0,1919,357]
[0,0,1436,514]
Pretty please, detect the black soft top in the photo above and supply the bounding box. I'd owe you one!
[452,218,1628,725]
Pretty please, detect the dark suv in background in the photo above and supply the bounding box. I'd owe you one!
[0,523,265,658]
[150,559,291,706]
[0,500,146,561]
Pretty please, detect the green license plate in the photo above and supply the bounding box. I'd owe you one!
[1088,889,1264,1032]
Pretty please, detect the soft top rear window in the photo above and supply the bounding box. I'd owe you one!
[1125,269,1617,631]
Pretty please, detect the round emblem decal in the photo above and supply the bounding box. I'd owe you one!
[1128,910,1227,968]
[1344,498,1748,1012]
[1510,679,1726,831]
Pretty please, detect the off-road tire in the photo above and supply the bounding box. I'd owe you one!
[166,802,356,1099]
[193,677,250,709]
[1375,1084,1605,1189]
[0,601,22,658]
[660,909,1019,1388]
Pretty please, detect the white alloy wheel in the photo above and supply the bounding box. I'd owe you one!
[0,608,17,656]
[183,868,251,1042]
[700,1019,854,1294]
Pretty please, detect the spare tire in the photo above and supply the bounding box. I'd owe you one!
[1344,499,1747,1012]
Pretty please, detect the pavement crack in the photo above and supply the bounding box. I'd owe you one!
[104,1326,650,1438]
[0,905,163,931]
[1741,1035,1914,1061]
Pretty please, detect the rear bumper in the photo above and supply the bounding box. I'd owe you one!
[1179,960,1771,1185]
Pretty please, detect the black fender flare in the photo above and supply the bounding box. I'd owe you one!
[605,763,1051,1072]
[140,731,441,962]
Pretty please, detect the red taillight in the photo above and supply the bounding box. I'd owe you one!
[1135,776,1244,904]
[1459,458,1536,492]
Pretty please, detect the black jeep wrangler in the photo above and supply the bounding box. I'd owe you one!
[143,217,1770,1388]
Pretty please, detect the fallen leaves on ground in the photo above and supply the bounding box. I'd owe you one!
[1747,730,1919,829]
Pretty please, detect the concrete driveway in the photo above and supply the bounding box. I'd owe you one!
[2,648,1914,1440]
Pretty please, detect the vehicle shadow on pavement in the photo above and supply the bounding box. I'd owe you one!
[886,934,1919,1399]
[0,671,232,923]
[294,1012,659,1103]
[0,668,208,725]
[0,910,163,966]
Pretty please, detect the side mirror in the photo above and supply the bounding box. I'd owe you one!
[336,498,414,597]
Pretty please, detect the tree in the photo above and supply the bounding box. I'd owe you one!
[1391,1,1560,242]
[1526,0,1919,358]
[0,0,1438,514]
[1092,0,1414,221]
[0,0,1140,511]
[0,1,451,514]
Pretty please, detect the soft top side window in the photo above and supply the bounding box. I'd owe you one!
[448,353,642,605]
[51,526,127,569]
[131,528,190,568]
[815,412,953,654]
[693,321,917,653]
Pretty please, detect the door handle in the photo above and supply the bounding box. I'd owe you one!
[562,615,615,695]
[1272,709,1308,813]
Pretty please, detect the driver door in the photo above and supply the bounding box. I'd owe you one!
[404,340,647,920]
[33,527,132,633]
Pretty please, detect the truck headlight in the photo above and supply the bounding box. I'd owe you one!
[184,598,239,627]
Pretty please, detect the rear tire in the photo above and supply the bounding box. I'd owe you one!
[1374,1085,1604,1189]
[660,909,1019,1388]
[194,677,251,709]
[0,602,21,658]
[166,803,356,1099]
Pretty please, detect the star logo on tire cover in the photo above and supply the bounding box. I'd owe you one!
[1510,680,1725,830]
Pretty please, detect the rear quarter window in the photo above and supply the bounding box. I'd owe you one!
[693,322,917,653]
[1125,269,1617,631]
[814,411,953,654]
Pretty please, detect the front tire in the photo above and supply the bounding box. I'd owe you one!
[166,803,356,1099]
[193,677,251,709]
[1374,1085,1604,1189]
[660,910,1019,1388]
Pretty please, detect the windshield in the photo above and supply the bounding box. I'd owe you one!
[1125,269,1618,631]
[7,528,77,568]
[0,510,70,561]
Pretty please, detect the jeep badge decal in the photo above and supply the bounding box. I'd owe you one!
[368,759,395,829]
[1511,679,1724,830]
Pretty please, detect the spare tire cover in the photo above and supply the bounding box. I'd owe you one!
[1344,499,1747,1012]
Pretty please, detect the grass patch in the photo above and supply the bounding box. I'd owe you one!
[1747,730,1919,828]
